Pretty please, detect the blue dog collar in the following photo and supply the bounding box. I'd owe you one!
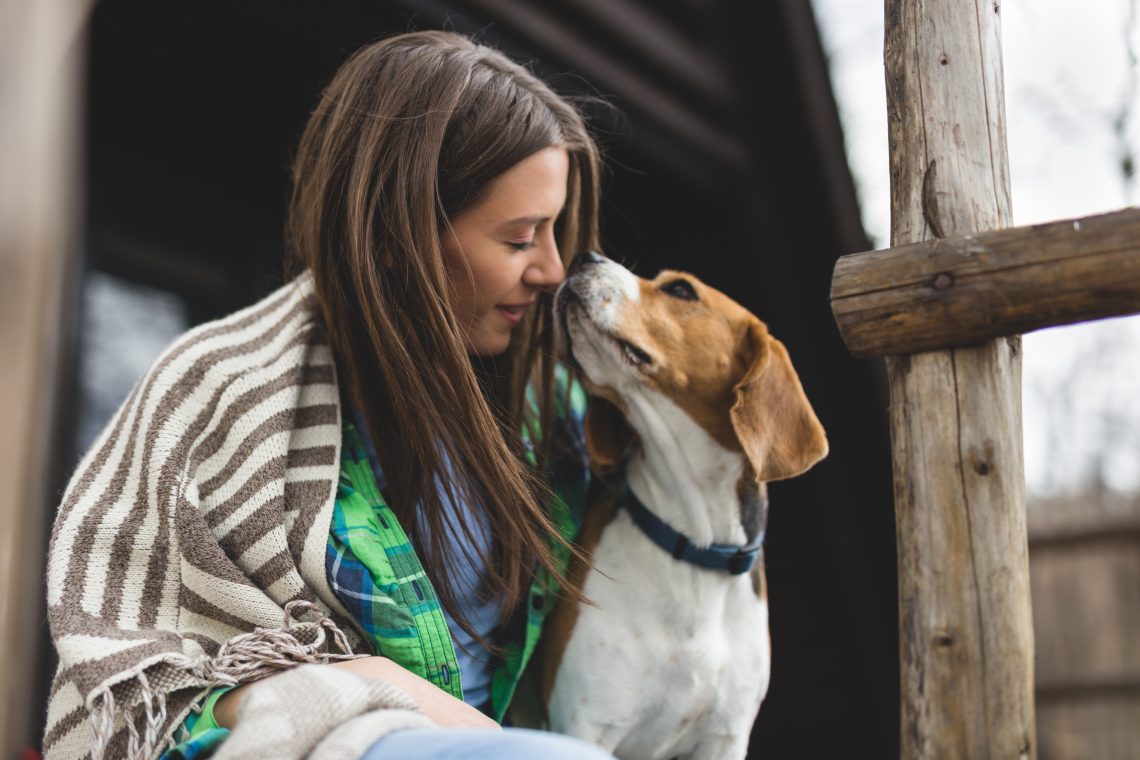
[622,485,764,575]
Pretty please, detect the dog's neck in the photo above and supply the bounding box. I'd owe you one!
[622,387,751,547]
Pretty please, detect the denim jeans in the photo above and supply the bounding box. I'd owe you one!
[360,727,615,759]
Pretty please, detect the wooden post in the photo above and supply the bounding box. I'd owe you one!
[884,1,1035,757]
[0,0,88,754]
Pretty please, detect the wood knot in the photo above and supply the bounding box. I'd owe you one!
[933,630,954,648]
[939,54,949,66]
[932,272,954,290]
[969,441,996,476]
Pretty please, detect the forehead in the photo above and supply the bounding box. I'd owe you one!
[463,147,569,222]
[642,269,753,322]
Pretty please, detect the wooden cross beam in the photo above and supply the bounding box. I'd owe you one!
[832,207,1140,358]
[829,1,1140,758]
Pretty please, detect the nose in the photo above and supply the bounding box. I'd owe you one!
[567,249,606,277]
[524,237,567,293]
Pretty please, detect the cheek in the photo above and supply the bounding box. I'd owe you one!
[619,300,686,359]
[627,307,732,391]
[468,258,523,304]
[443,241,505,307]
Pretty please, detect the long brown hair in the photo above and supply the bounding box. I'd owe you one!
[285,31,600,644]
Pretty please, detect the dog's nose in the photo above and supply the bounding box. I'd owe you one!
[569,249,606,276]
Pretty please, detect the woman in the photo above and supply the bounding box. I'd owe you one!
[43,31,613,760]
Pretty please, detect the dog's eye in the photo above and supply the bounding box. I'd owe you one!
[661,279,698,301]
[619,339,653,367]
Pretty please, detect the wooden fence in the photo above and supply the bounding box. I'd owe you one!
[1029,493,1140,759]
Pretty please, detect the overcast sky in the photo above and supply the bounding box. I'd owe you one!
[811,0,1140,496]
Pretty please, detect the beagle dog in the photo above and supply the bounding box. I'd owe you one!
[543,251,828,760]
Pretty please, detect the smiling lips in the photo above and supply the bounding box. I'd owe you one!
[496,303,530,324]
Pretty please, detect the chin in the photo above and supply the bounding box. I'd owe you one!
[467,334,513,357]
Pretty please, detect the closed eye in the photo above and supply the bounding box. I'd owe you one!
[660,279,698,301]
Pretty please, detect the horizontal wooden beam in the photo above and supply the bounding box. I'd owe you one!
[1028,513,1140,550]
[1036,670,1140,700]
[831,207,1140,358]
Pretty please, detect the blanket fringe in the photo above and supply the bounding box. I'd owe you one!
[88,600,365,760]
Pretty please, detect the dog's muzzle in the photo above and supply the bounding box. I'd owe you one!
[555,250,609,370]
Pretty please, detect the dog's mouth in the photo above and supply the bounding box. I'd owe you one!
[557,287,653,372]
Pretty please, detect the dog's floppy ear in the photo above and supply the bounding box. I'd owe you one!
[730,321,828,482]
[584,395,637,473]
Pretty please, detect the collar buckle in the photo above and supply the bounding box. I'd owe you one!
[728,548,755,575]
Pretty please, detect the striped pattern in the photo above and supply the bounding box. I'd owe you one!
[44,274,359,760]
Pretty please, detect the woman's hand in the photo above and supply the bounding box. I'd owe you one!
[212,656,499,731]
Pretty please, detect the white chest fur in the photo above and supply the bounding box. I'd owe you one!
[547,389,772,760]
[548,513,770,760]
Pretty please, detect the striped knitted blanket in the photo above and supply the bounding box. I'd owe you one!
[43,273,367,759]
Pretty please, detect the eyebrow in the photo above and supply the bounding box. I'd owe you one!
[498,215,551,230]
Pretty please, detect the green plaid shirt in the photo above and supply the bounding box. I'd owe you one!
[327,367,590,722]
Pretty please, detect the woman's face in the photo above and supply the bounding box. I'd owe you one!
[442,146,570,356]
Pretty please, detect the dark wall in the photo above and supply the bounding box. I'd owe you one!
[65,0,900,756]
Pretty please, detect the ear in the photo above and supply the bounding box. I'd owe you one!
[584,395,637,473]
[730,321,829,482]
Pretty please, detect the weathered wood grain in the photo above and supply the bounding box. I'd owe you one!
[882,0,1036,758]
[831,208,1140,358]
